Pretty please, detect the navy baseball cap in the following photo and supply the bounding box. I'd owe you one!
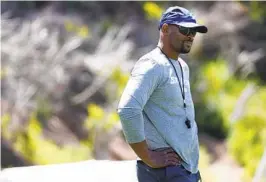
[158,6,208,33]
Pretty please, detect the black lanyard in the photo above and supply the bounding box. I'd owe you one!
[157,46,186,108]
[157,46,191,129]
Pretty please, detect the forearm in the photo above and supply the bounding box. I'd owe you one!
[117,104,181,168]
[117,107,153,164]
[129,140,151,163]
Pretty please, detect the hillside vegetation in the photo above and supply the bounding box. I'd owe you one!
[1,1,266,181]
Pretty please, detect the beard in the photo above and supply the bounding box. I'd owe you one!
[180,41,192,54]
[171,41,192,54]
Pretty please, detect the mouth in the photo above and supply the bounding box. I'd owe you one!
[184,41,193,46]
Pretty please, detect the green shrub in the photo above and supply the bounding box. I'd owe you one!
[194,60,232,139]
[228,87,266,179]
[13,113,93,165]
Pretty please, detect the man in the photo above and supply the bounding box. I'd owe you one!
[117,6,208,182]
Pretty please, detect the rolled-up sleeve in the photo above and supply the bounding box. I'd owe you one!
[117,58,162,143]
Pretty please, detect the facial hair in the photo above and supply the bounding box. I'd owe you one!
[180,41,192,54]
[170,39,191,54]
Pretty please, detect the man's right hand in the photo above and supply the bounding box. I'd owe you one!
[129,140,182,169]
[145,148,182,168]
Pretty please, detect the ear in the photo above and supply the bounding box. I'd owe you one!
[161,23,169,35]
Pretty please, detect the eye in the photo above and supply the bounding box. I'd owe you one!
[178,26,189,36]
[190,30,196,36]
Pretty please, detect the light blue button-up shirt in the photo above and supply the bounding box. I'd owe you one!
[117,48,199,173]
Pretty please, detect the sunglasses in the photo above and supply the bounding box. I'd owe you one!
[178,26,197,36]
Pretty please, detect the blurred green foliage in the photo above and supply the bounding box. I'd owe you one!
[244,1,266,22]
[195,59,232,139]
[192,57,266,179]
[1,113,12,140]
[2,112,92,165]
[142,2,163,20]
[64,20,91,38]
[84,103,120,133]
[228,87,266,180]
[36,97,53,122]
[109,67,130,98]
[2,55,265,180]
[2,102,121,166]
[2,1,266,180]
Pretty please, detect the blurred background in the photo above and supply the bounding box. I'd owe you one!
[1,1,266,182]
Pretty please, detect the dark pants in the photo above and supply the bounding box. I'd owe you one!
[137,161,201,182]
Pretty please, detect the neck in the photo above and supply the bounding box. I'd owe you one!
[157,41,179,60]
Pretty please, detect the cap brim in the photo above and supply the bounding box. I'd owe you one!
[177,22,208,33]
